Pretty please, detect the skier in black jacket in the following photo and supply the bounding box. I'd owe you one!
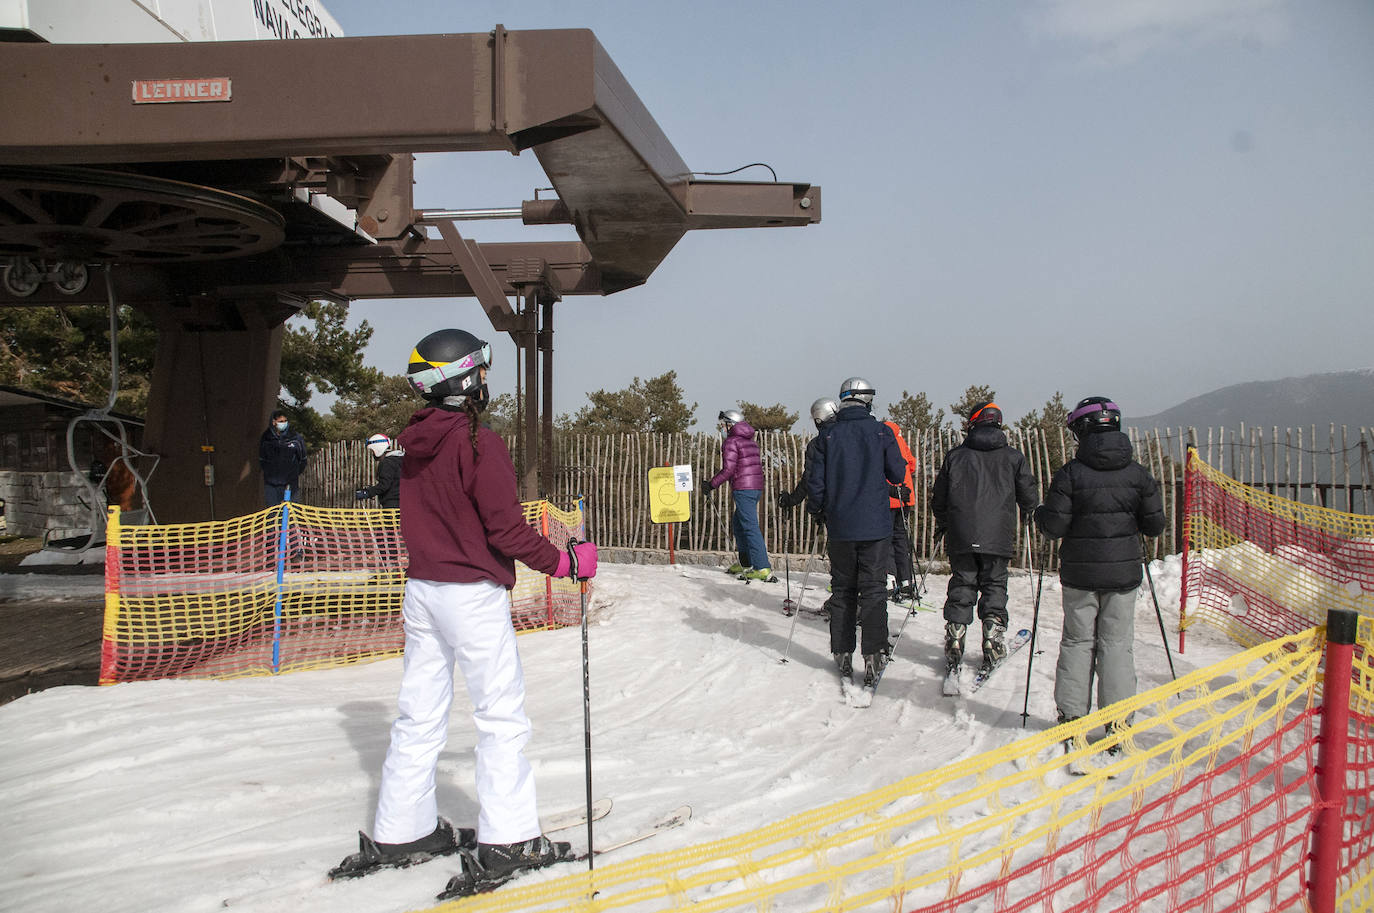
[931,402,1039,680]
[259,409,307,506]
[777,397,839,510]
[1034,397,1166,738]
[356,433,403,509]
[806,378,908,688]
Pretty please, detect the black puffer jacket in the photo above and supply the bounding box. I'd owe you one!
[360,451,403,509]
[1034,431,1166,591]
[931,425,1039,557]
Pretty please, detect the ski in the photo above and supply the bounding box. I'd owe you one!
[436,805,691,900]
[941,664,962,696]
[966,628,1032,694]
[578,804,691,858]
[542,797,613,834]
[323,798,609,883]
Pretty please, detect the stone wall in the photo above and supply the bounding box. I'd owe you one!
[0,470,103,539]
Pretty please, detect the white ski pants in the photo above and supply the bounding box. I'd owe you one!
[373,577,541,845]
[1053,585,1138,721]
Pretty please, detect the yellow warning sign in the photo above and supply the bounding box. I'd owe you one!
[648,465,692,524]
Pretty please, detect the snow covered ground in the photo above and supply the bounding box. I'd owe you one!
[0,557,1243,913]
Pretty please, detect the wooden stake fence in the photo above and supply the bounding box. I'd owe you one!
[297,426,1373,569]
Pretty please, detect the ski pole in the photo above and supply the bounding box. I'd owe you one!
[782,514,794,615]
[1020,524,1045,728]
[571,500,596,871]
[780,526,819,664]
[1141,536,1177,681]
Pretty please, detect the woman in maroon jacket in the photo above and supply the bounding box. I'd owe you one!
[333,329,597,888]
[701,408,773,580]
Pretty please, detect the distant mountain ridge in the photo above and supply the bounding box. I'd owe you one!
[1126,369,1374,431]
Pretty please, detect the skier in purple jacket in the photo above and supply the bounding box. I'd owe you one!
[701,409,773,581]
[333,328,598,890]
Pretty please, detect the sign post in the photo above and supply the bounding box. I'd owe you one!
[647,465,692,564]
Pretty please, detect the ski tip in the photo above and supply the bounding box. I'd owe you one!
[1017,628,1031,637]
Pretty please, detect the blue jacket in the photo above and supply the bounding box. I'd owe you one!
[805,405,906,541]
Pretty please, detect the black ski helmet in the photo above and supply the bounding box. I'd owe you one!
[967,401,1002,428]
[407,329,492,404]
[1066,396,1121,434]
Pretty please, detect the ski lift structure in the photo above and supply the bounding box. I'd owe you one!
[40,269,160,556]
[0,20,821,522]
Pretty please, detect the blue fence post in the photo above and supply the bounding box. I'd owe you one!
[272,489,292,674]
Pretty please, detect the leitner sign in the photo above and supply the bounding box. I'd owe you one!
[132,78,232,104]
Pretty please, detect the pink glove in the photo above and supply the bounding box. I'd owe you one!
[554,541,598,580]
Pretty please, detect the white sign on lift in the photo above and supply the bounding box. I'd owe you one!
[0,0,345,44]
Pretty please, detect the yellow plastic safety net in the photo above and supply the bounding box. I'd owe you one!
[1182,448,1374,646]
[422,618,1372,913]
[99,499,585,683]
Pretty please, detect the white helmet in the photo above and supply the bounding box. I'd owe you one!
[838,377,875,408]
[809,397,840,427]
[366,433,390,458]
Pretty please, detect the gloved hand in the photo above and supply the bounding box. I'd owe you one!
[933,525,946,544]
[888,483,912,502]
[699,479,713,496]
[777,490,799,510]
[354,489,369,501]
[555,540,599,580]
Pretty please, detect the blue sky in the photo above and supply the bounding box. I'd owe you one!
[321,0,1374,430]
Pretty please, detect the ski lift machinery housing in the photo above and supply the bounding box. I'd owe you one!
[0,1,821,520]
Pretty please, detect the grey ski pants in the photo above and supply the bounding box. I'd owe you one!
[1053,585,1138,721]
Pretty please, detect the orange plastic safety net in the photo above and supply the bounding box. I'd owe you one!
[1182,448,1374,647]
[99,499,586,684]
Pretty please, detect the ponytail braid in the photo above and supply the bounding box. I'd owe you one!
[463,397,482,461]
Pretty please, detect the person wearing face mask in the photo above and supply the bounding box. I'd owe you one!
[259,409,308,506]
[355,433,403,509]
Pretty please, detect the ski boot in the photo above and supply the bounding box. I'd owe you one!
[329,817,475,880]
[941,622,967,695]
[943,622,967,675]
[726,562,750,576]
[1103,719,1129,758]
[440,835,573,899]
[740,567,778,582]
[980,619,1008,673]
[862,652,887,689]
[890,581,916,602]
[833,652,853,680]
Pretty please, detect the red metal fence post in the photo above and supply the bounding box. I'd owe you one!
[1309,607,1357,913]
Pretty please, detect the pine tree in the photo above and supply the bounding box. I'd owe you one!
[0,303,157,414]
[278,300,377,442]
[886,390,945,433]
[565,370,696,433]
[950,385,997,427]
[738,401,798,432]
